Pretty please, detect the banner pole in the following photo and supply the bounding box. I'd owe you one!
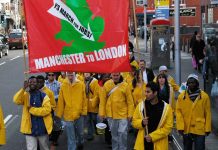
[132,0,140,61]
[132,0,148,136]
[21,0,28,80]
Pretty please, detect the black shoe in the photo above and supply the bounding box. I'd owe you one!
[168,135,173,142]
[77,144,83,150]
[106,140,112,145]
[86,137,94,141]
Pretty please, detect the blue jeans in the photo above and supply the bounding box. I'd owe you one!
[183,133,205,150]
[87,113,97,139]
[65,116,84,150]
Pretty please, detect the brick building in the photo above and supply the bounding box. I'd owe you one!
[131,0,218,28]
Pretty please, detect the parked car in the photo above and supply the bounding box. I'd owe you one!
[8,31,27,50]
[0,40,9,58]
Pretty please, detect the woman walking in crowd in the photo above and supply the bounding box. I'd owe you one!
[131,69,146,107]
[156,73,175,111]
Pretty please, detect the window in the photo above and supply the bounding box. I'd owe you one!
[172,0,186,4]
[9,33,22,38]
[136,0,144,5]
[171,0,186,7]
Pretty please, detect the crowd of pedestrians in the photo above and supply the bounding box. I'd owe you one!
[0,42,212,150]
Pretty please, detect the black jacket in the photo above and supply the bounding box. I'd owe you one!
[145,68,155,82]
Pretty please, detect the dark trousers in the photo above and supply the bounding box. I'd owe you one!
[103,119,112,145]
[183,134,205,150]
[144,140,154,150]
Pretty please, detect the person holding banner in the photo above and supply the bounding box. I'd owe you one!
[0,104,6,146]
[56,72,87,150]
[37,75,62,150]
[13,76,53,150]
[99,73,134,150]
[132,82,173,150]
[37,75,56,112]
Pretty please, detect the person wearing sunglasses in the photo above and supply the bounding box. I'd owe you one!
[45,73,60,102]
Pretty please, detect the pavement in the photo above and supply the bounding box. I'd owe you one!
[130,36,218,150]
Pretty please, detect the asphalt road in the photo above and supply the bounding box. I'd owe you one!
[0,49,28,150]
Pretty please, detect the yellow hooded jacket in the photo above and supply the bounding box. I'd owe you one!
[176,90,211,135]
[132,101,173,150]
[168,85,176,112]
[56,79,87,121]
[99,79,134,119]
[76,73,84,82]
[124,73,134,85]
[131,60,139,69]
[13,89,53,135]
[41,86,56,112]
[86,78,100,113]
[0,105,6,145]
[58,75,65,84]
[130,83,146,107]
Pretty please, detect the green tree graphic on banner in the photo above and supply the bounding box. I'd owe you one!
[55,0,105,54]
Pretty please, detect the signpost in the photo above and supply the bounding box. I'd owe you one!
[155,0,170,7]
[169,7,196,17]
[155,0,169,19]
[156,8,169,19]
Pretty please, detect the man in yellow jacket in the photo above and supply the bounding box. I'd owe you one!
[13,76,53,150]
[0,104,6,146]
[37,75,56,112]
[56,72,87,150]
[176,74,211,150]
[84,73,100,141]
[99,72,134,150]
[132,82,173,150]
[37,75,61,150]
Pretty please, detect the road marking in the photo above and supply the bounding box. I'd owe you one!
[10,56,20,61]
[4,114,13,124]
[172,135,183,150]
[0,62,6,66]
[5,115,19,128]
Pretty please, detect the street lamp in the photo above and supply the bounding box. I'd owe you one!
[175,0,181,85]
